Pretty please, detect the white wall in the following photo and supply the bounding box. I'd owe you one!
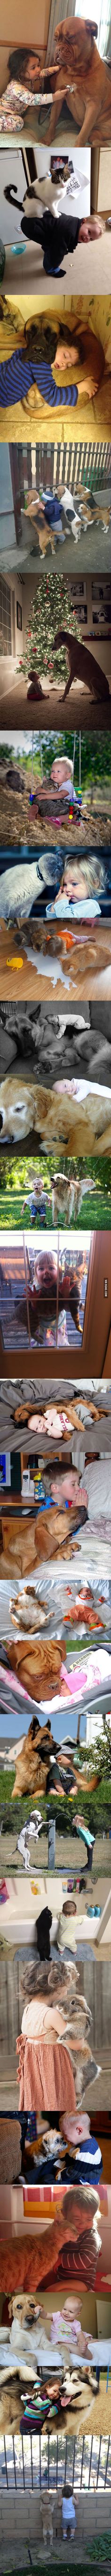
[86,1709,111,1745]
[0,146,27,241]
[0,450,16,554]
[0,141,91,238]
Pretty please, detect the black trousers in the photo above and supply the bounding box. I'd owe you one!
[21,208,79,274]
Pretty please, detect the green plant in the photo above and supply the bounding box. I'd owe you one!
[0,1782,111,1839]
[86,2546,111,2563]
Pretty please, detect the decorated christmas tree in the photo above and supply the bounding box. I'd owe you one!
[21,572,81,688]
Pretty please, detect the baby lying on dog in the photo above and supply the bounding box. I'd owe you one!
[0,1071,111,1155]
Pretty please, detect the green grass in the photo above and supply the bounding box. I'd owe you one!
[0,1188,111,1231]
[8,2557,111,2573]
[0,1152,111,1238]
[0,1768,111,1836]
[0,1768,44,1822]
[0,1195,53,1231]
[0,1765,17,1805]
[78,1192,111,1227]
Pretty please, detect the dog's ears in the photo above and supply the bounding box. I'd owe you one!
[87,18,98,29]
[31,1714,40,1738]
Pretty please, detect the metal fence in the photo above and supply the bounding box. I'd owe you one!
[17,441,111,501]
[0,2432,111,2493]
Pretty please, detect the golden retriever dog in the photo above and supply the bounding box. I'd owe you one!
[0,1071,111,1154]
[52,1173,94,1222]
[48,17,111,145]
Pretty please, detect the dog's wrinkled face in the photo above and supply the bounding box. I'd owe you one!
[54,15,97,64]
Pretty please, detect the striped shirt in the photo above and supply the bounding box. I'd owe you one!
[57,2230,99,2288]
[0,351,79,411]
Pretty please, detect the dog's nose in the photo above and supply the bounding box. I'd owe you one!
[0,1114,3,1132]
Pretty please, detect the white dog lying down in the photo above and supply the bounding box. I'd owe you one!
[0,1071,111,1153]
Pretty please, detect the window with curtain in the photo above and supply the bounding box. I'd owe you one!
[75,0,111,52]
[98,1,111,55]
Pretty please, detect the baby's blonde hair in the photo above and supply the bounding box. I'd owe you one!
[63,855,105,895]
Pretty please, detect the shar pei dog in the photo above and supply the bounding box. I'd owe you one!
[47,17,111,145]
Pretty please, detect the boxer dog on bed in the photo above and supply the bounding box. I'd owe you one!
[48,17,111,145]
[0,1071,111,1155]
